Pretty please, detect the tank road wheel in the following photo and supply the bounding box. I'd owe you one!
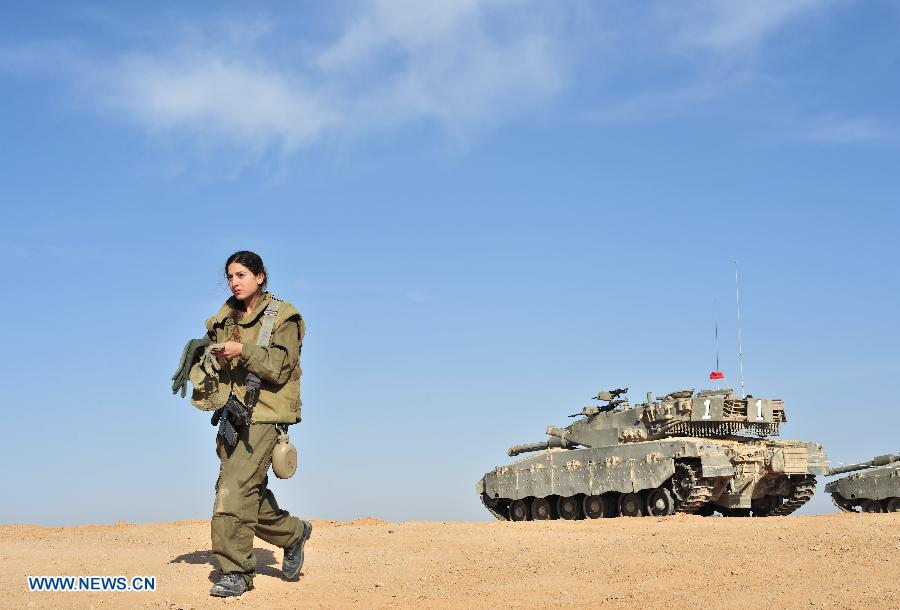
[509,499,531,521]
[618,493,644,517]
[860,499,883,513]
[557,495,582,520]
[645,488,675,517]
[531,497,552,520]
[886,498,900,513]
[583,494,607,519]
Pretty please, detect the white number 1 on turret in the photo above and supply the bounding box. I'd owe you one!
[756,399,763,421]
[702,399,712,419]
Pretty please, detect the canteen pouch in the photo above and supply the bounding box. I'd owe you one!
[272,432,298,479]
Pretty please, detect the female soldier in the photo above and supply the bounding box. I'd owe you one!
[202,251,312,597]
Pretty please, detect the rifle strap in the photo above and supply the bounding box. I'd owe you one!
[257,298,281,348]
[237,297,281,414]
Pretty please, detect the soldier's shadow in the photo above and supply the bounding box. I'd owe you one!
[170,548,292,581]
[170,549,213,565]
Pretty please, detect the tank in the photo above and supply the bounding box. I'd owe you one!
[824,454,900,513]
[476,387,829,519]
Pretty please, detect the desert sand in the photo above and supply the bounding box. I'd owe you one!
[1,514,898,609]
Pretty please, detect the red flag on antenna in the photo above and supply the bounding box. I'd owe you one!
[709,371,725,380]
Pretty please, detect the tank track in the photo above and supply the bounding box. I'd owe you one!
[480,493,509,521]
[830,492,857,513]
[674,463,714,514]
[768,476,816,516]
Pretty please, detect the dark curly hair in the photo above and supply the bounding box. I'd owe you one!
[225,250,268,291]
[225,251,269,338]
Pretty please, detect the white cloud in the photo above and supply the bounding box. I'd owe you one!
[665,0,829,53]
[584,0,840,124]
[25,0,571,154]
[107,53,339,151]
[585,77,741,124]
[319,0,486,71]
[0,0,876,156]
[316,0,566,140]
[803,116,893,143]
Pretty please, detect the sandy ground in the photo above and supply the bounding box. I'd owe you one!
[1,514,898,609]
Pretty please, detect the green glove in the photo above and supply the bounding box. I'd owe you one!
[171,336,211,397]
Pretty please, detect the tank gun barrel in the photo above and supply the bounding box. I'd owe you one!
[828,453,900,476]
[507,436,575,457]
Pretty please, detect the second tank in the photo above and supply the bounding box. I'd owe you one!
[825,453,900,513]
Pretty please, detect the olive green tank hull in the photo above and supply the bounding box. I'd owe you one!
[477,437,828,520]
[825,461,900,513]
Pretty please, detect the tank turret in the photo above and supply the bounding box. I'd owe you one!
[477,386,828,520]
[825,453,900,513]
[827,453,900,476]
[559,388,784,448]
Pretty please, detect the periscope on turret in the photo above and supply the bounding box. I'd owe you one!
[825,453,900,513]
[476,387,829,520]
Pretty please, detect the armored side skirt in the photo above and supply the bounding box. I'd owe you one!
[477,437,828,505]
[825,464,900,503]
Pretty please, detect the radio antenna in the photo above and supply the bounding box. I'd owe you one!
[714,297,720,389]
[735,260,745,398]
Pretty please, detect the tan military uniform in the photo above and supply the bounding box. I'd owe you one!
[205,292,306,575]
[205,292,306,423]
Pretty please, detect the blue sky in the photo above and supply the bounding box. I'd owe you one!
[1,1,898,524]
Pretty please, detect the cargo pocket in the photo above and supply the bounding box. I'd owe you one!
[288,368,302,422]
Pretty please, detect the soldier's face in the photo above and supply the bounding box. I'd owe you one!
[227,262,264,301]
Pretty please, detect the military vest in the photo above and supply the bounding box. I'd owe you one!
[205,293,305,424]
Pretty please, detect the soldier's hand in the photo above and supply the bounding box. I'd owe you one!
[171,336,211,397]
[219,341,243,361]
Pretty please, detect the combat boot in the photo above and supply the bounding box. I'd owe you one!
[209,572,253,597]
[282,520,313,579]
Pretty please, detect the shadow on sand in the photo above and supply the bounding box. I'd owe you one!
[170,548,298,581]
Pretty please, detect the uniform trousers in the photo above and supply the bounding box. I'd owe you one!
[212,422,304,574]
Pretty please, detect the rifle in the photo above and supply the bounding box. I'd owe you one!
[211,373,262,447]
